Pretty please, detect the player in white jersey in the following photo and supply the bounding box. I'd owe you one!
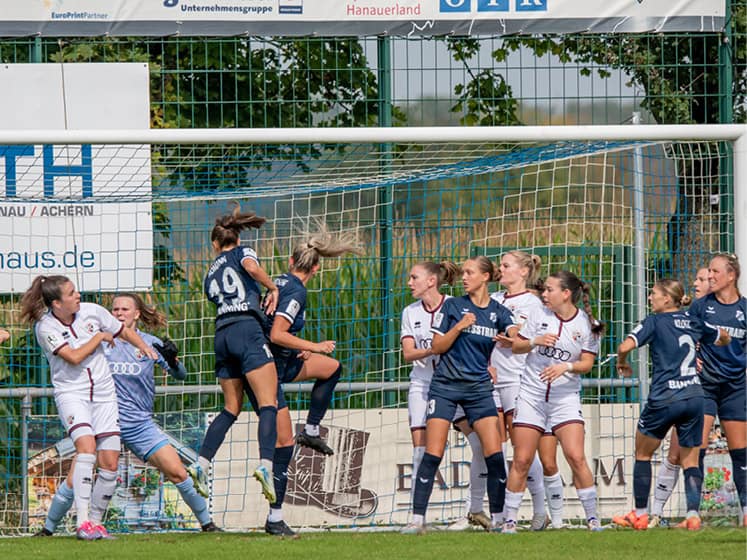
[489,251,558,529]
[649,266,710,527]
[401,261,493,530]
[502,270,605,533]
[20,275,158,540]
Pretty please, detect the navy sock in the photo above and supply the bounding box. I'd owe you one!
[271,445,294,509]
[307,365,342,426]
[698,448,706,477]
[633,460,652,510]
[413,453,441,516]
[258,406,278,462]
[729,447,747,508]
[485,452,506,515]
[199,409,237,461]
[683,467,703,512]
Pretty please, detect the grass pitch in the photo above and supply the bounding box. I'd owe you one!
[3,528,745,560]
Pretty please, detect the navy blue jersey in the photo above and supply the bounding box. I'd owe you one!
[688,294,747,383]
[204,246,263,329]
[431,295,515,383]
[628,311,717,404]
[267,272,307,361]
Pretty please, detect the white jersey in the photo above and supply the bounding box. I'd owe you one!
[519,306,599,399]
[489,290,544,386]
[35,302,123,401]
[400,294,450,384]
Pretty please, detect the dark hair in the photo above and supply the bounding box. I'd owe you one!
[211,203,266,249]
[503,251,544,292]
[654,279,692,308]
[20,275,71,324]
[290,219,362,273]
[414,261,461,286]
[548,270,605,335]
[113,293,166,330]
[468,255,500,282]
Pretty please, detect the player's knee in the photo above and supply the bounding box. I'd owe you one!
[510,453,533,475]
[564,452,587,472]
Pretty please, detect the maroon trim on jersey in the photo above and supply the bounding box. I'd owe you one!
[86,367,94,401]
[512,422,545,434]
[545,382,551,402]
[554,308,579,337]
[580,350,598,356]
[113,322,124,339]
[52,342,69,355]
[551,419,584,434]
[69,422,92,436]
[504,407,514,416]
[422,294,446,314]
[410,425,426,432]
[95,431,121,439]
[503,290,529,300]
[400,335,415,342]
[516,333,529,340]
[51,311,78,338]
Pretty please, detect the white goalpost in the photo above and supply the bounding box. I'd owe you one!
[0,123,744,533]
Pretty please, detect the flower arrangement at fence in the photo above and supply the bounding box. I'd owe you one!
[701,466,737,512]
[129,468,162,499]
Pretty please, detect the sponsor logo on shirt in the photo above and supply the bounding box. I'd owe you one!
[286,299,301,319]
[737,309,745,322]
[706,306,716,314]
[84,322,96,334]
[433,312,444,329]
[490,312,497,322]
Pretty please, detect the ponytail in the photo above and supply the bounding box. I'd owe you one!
[20,275,71,324]
[291,218,362,273]
[470,255,500,282]
[416,261,461,286]
[211,203,266,249]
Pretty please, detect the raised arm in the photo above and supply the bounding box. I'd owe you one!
[242,258,279,315]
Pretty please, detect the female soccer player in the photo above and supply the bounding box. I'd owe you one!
[688,254,747,527]
[401,261,492,531]
[37,293,220,535]
[21,275,158,540]
[260,221,361,537]
[189,205,280,503]
[649,266,710,527]
[612,279,727,531]
[402,256,517,534]
[503,270,605,533]
[489,251,554,529]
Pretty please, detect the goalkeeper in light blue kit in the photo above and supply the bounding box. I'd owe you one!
[37,293,220,535]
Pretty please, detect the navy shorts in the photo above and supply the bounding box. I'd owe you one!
[638,397,704,448]
[214,318,274,379]
[702,377,747,422]
[427,378,497,426]
[275,353,305,384]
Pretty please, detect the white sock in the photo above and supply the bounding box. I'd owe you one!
[651,458,680,516]
[72,453,96,526]
[504,489,523,522]
[544,473,564,526]
[198,456,210,472]
[89,469,118,525]
[466,432,486,513]
[304,424,320,437]
[635,507,647,517]
[576,486,598,522]
[491,512,504,525]
[412,513,424,526]
[260,458,273,471]
[411,446,425,505]
[268,507,283,522]
[527,454,545,515]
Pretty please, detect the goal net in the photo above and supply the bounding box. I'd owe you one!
[0,126,742,533]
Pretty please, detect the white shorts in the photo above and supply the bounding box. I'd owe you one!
[56,392,120,444]
[408,379,469,429]
[512,391,584,434]
[494,382,520,415]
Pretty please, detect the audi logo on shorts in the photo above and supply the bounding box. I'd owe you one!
[536,345,572,361]
[108,362,143,376]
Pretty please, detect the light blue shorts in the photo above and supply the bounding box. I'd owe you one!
[121,419,169,462]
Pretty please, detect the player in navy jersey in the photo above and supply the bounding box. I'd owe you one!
[612,279,728,531]
[258,220,361,537]
[688,253,747,527]
[21,275,158,540]
[400,261,492,531]
[402,256,517,534]
[189,205,280,504]
[504,270,605,533]
[36,293,220,535]
[649,266,710,527]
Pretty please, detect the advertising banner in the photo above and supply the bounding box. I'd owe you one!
[0,63,153,293]
[0,1,725,37]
